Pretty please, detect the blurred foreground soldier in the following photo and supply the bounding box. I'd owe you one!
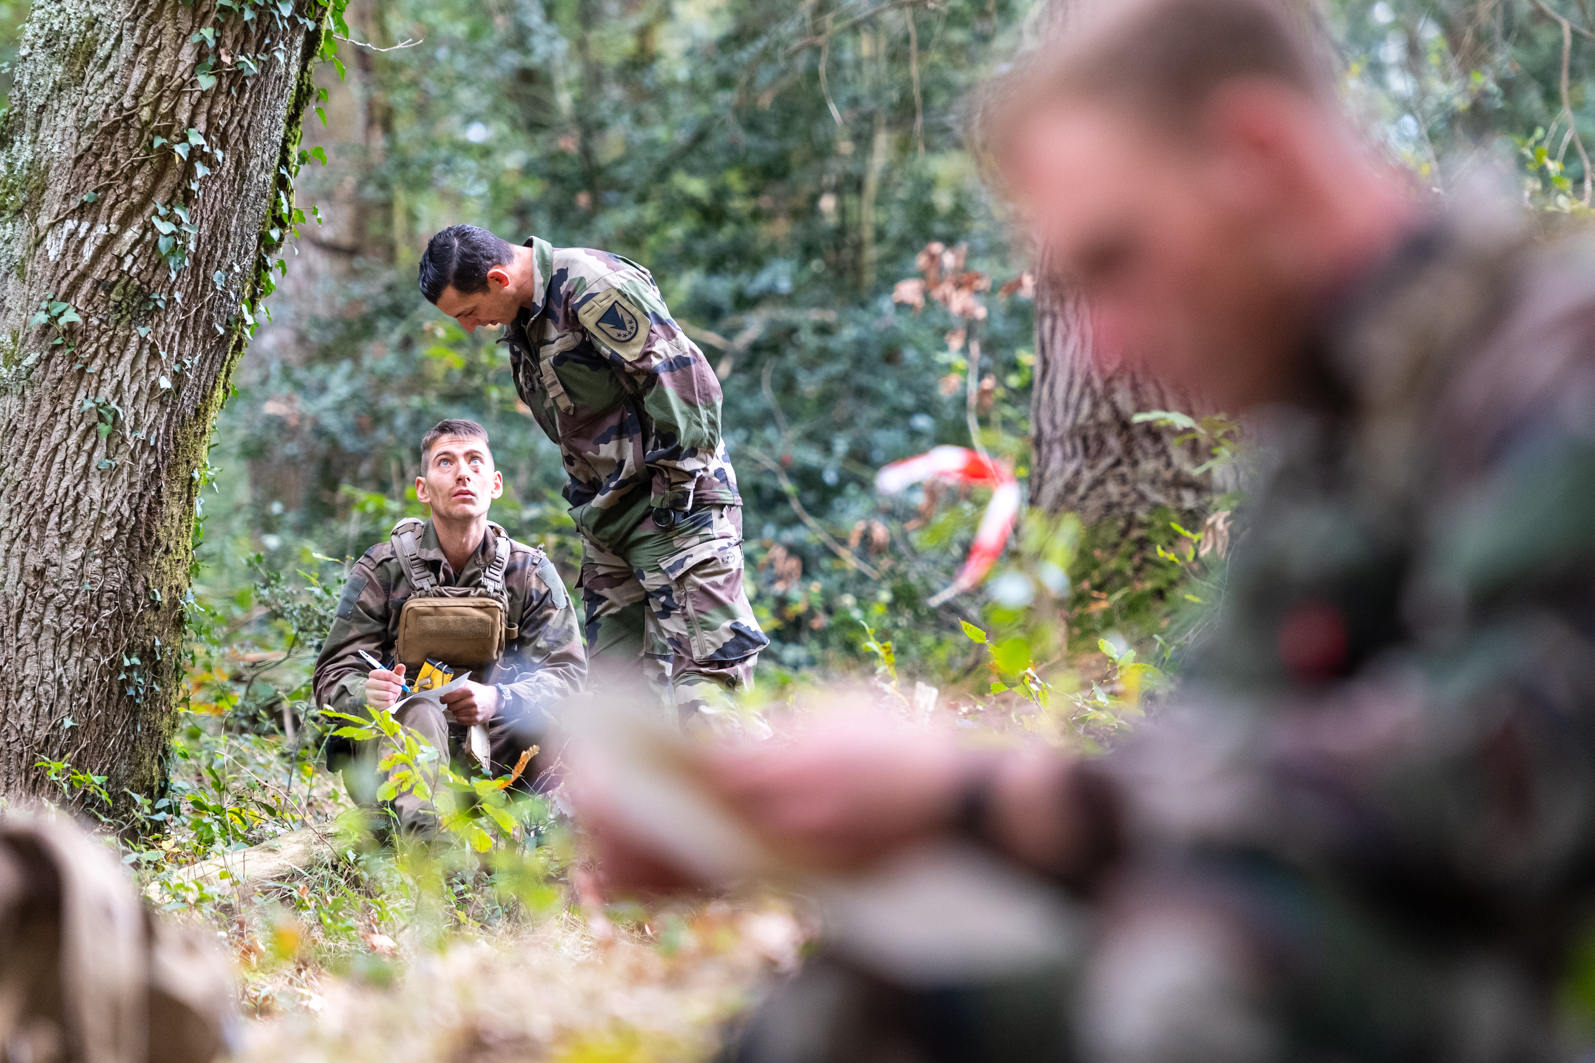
[582,0,1595,1058]
[314,420,585,834]
[418,226,769,731]
[0,814,232,1063]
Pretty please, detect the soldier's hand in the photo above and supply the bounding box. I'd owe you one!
[702,714,968,870]
[366,664,407,713]
[441,681,500,726]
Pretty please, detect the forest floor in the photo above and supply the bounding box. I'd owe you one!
[229,898,801,1063]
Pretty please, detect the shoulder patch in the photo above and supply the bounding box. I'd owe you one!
[335,573,369,620]
[577,288,649,361]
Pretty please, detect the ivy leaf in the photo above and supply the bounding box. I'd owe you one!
[152,136,168,149]
[80,191,98,204]
[174,142,190,160]
[212,271,227,290]
[27,311,48,328]
[136,327,151,338]
[186,128,206,146]
[196,72,217,90]
[151,217,175,235]
[159,376,173,391]
[157,235,175,256]
[193,160,212,178]
[56,308,82,326]
[173,204,190,224]
[309,145,327,165]
[96,423,113,439]
[96,459,115,470]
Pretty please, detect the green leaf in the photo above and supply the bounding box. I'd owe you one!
[309,145,327,164]
[158,376,173,391]
[56,309,81,326]
[186,128,206,145]
[315,106,327,127]
[212,270,227,289]
[80,191,98,204]
[151,218,176,235]
[992,636,1030,674]
[989,681,1009,694]
[196,72,217,89]
[960,620,988,644]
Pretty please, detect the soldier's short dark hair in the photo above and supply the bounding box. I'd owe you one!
[418,225,518,304]
[978,0,1332,167]
[420,419,492,464]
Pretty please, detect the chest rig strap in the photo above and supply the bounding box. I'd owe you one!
[390,518,513,594]
[390,517,438,591]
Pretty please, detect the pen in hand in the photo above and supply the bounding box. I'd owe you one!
[357,650,412,692]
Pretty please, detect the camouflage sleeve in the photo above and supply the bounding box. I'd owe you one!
[311,553,392,720]
[575,269,723,511]
[495,553,587,731]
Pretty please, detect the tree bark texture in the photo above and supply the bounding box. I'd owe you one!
[1028,276,1215,524]
[0,0,330,799]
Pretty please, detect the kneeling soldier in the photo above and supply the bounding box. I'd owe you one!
[313,419,587,834]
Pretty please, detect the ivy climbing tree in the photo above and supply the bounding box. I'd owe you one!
[0,0,343,800]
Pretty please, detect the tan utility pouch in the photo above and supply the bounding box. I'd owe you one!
[389,518,517,674]
[395,588,508,672]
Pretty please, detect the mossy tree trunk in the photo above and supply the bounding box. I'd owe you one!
[1028,271,1214,524]
[0,0,332,800]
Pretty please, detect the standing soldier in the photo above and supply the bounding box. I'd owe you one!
[418,227,769,730]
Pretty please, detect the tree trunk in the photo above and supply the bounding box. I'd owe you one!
[0,0,331,800]
[1028,274,1214,524]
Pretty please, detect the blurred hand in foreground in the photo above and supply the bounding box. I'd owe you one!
[701,715,969,870]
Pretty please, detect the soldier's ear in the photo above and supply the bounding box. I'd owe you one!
[490,471,504,500]
[486,265,512,291]
[415,476,431,505]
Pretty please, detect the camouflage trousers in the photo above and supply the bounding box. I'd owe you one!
[345,698,540,836]
[579,505,769,729]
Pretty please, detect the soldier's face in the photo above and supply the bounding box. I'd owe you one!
[1005,93,1331,410]
[416,436,504,522]
[435,273,522,334]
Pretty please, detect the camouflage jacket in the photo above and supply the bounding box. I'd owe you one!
[501,237,741,544]
[1090,217,1595,981]
[313,520,586,733]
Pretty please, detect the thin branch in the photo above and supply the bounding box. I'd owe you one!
[1530,0,1594,204]
[907,10,925,157]
[818,32,844,126]
[788,0,939,53]
[745,445,883,578]
[963,322,992,464]
[333,33,423,52]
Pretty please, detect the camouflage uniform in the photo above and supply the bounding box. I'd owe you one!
[313,520,586,830]
[725,218,1595,1061]
[500,237,768,726]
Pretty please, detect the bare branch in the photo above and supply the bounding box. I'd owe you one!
[333,34,423,52]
